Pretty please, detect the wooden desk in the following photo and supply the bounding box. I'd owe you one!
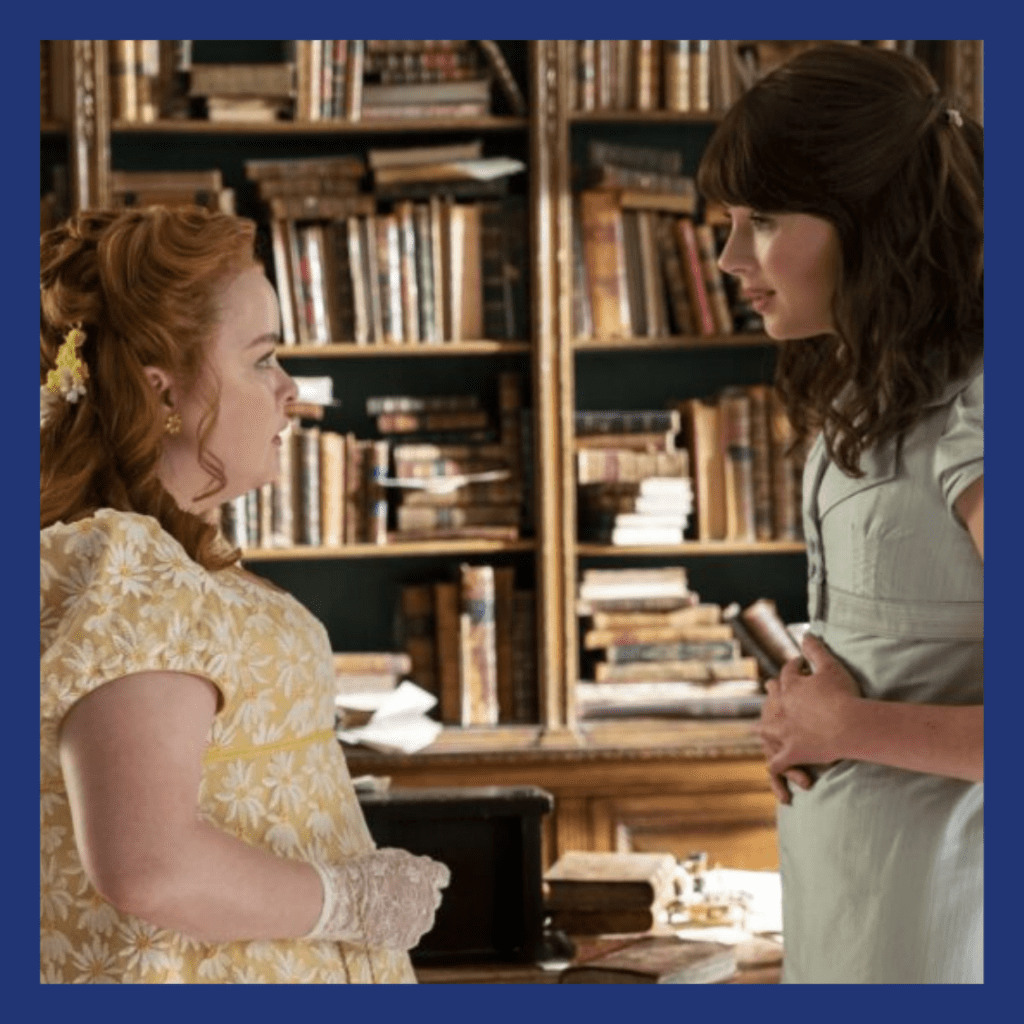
[415,962,781,984]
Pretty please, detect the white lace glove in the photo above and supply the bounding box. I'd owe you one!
[305,847,451,950]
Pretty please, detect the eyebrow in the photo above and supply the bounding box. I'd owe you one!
[246,332,281,349]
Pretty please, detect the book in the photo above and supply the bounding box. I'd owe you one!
[588,141,683,177]
[663,41,692,112]
[576,681,764,720]
[493,566,517,723]
[768,388,803,540]
[294,425,322,545]
[676,397,726,541]
[189,62,294,98]
[745,384,775,541]
[675,218,717,336]
[368,140,484,169]
[575,409,680,436]
[604,639,741,664]
[364,439,390,545]
[580,190,631,339]
[511,589,537,723]
[621,209,646,337]
[574,429,677,454]
[593,658,759,683]
[584,623,735,649]
[477,41,527,115]
[399,584,437,697]
[545,851,678,912]
[656,213,695,335]
[722,602,779,680]
[333,651,412,677]
[548,906,664,936]
[395,202,420,344]
[578,566,690,603]
[377,410,490,434]
[740,598,802,669]
[589,604,722,630]
[458,563,499,726]
[719,387,756,541]
[576,449,689,485]
[395,503,521,532]
[361,78,491,107]
[433,580,462,724]
[694,223,734,335]
[269,427,297,547]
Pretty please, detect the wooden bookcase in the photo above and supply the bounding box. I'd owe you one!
[42,40,982,873]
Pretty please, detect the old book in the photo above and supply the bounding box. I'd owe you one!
[549,906,664,936]
[345,39,364,121]
[333,651,413,677]
[603,639,741,664]
[432,580,461,723]
[324,221,356,344]
[265,195,373,221]
[577,595,696,616]
[428,196,447,341]
[545,851,678,912]
[319,430,345,547]
[375,214,403,343]
[576,409,680,436]
[579,566,689,601]
[362,78,491,107]
[621,209,646,337]
[377,410,490,435]
[458,564,500,726]
[244,155,366,181]
[399,584,437,697]
[394,526,519,543]
[511,590,537,723]
[571,197,594,339]
[722,602,779,680]
[361,214,385,344]
[368,140,484,170]
[656,213,695,335]
[676,397,726,541]
[740,598,802,668]
[257,176,362,198]
[458,202,484,340]
[690,40,712,114]
[365,440,390,545]
[269,220,298,346]
[373,392,481,414]
[719,387,756,542]
[344,217,370,345]
[576,41,597,111]
[745,384,775,541]
[492,566,517,723]
[593,658,759,683]
[583,165,697,199]
[576,449,689,486]
[694,223,734,335]
[342,433,365,544]
[576,681,764,720]
[663,40,692,112]
[584,623,734,649]
[580,190,631,339]
[269,426,297,547]
[619,186,698,217]
[413,202,439,343]
[768,388,802,540]
[633,41,662,112]
[590,604,721,630]
[395,504,520,532]
[574,431,676,454]
[589,141,683,176]
[109,40,138,122]
[300,225,332,344]
[189,62,294,97]
[283,220,311,346]
[675,218,717,336]
[258,482,274,548]
[293,425,321,546]
[400,480,522,508]
[395,202,421,344]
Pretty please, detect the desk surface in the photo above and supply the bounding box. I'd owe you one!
[415,961,781,984]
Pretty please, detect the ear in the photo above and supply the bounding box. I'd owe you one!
[143,366,175,407]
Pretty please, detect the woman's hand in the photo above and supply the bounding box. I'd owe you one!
[755,634,862,801]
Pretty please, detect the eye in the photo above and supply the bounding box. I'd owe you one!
[750,212,775,230]
[255,349,279,369]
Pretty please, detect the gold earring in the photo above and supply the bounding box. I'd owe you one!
[165,411,182,436]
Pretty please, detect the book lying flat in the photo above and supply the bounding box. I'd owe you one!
[559,935,737,984]
[545,850,678,911]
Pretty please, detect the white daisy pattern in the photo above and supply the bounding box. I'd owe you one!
[41,509,415,984]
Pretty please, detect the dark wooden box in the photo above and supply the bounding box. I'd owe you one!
[357,784,554,966]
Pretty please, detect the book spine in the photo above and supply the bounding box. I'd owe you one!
[377,410,490,434]
[634,40,658,111]
[269,220,298,346]
[604,639,740,664]
[295,425,322,545]
[302,225,332,344]
[345,216,370,345]
[690,40,711,113]
[396,202,420,343]
[331,40,348,120]
[572,198,594,339]
[369,393,481,415]
[745,384,775,541]
[576,41,596,111]
[493,566,517,723]
[326,221,356,344]
[258,482,274,548]
[580,190,631,339]
[429,196,447,341]
[374,215,397,343]
[400,583,437,697]
[365,439,390,545]
[663,41,691,112]
[284,221,311,345]
[593,658,758,682]
[511,590,537,723]
[362,214,384,343]
[585,624,735,649]
[332,650,412,676]
[270,428,296,547]
[458,564,499,726]
[740,598,802,667]
[319,429,346,547]
[395,504,521,532]
[345,40,364,121]
[719,387,756,542]
[768,388,802,540]
[620,209,645,337]
[575,410,680,436]
[655,214,694,336]
[343,433,365,543]
[433,580,461,724]
[413,202,438,343]
[674,218,717,336]
[694,223,734,335]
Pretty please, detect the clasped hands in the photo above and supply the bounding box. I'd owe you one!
[755,633,862,805]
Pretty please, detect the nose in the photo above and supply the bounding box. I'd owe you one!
[279,367,299,405]
[717,228,741,278]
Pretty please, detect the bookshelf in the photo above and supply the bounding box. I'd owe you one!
[43,39,983,871]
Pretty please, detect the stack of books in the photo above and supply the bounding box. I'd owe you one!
[397,569,537,726]
[108,169,236,215]
[576,568,763,720]
[188,61,294,122]
[382,375,527,543]
[573,141,758,340]
[544,850,681,937]
[575,409,692,545]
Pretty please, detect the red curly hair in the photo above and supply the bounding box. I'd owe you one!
[41,205,259,570]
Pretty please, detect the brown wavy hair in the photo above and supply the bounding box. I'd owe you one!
[697,43,984,475]
[41,205,259,569]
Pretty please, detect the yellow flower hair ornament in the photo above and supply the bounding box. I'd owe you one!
[45,324,89,403]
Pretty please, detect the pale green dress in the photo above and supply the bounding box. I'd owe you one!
[778,362,983,984]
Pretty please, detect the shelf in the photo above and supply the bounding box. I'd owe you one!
[241,539,536,561]
[111,116,529,135]
[40,121,67,134]
[343,716,764,765]
[276,340,531,358]
[573,333,773,352]
[577,540,806,557]
[569,110,725,125]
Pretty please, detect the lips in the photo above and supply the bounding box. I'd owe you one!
[744,290,775,313]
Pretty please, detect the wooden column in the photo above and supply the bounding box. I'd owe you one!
[69,40,110,211]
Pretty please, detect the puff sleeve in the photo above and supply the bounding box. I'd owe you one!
[40,509,238,732]
[934,365,983,515]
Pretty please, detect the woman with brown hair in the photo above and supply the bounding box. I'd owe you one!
[40,206,449,983]
[697,43,983,983]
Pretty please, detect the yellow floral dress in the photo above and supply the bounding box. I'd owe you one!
[40,508,416,984]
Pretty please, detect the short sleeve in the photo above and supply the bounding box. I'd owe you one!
[40,510,237,727]
[934,367,983,514]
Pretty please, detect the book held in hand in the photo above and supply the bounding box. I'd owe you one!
[558,935,737,984]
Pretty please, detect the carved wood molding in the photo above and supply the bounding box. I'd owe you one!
[70,41,110,211]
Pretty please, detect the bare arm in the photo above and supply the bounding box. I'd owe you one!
[759,477,984,796]
[59,670,324,942]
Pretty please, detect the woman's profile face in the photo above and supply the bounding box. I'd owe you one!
[161,266,297,512]
[717,208,842,340]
